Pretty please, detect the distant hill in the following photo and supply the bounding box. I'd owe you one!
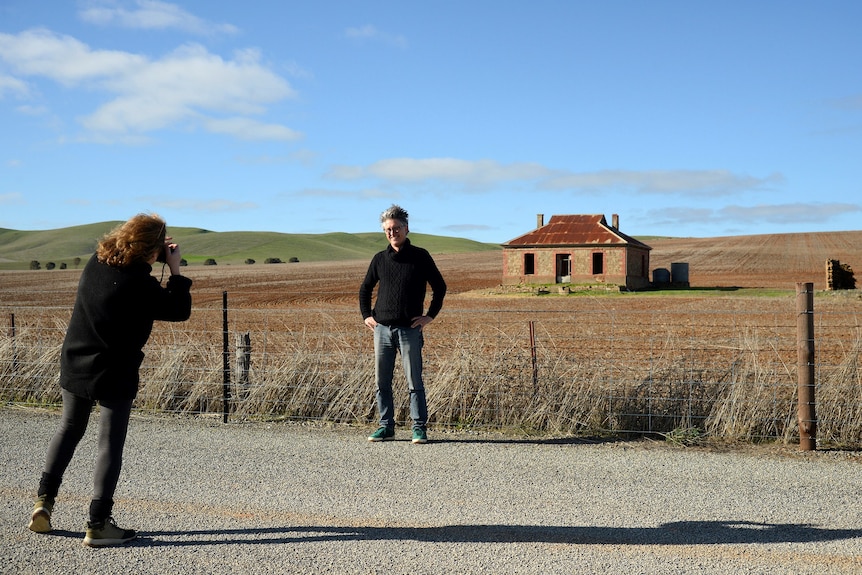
[0,222,501,270]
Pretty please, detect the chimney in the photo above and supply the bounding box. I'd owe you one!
[537,214,544,228]
[612,214,619,229]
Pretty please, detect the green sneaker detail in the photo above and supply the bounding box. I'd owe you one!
[83,517,137,547]
[412,428,428,444]
[28,495,54,533]
[367,426,395,442]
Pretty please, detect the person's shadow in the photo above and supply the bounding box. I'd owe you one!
[96,521,862,547]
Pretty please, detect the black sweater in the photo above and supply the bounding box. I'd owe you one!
[359,239,446,327]
[59,253,193,401]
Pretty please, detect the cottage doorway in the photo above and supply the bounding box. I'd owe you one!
[556,254,571,283]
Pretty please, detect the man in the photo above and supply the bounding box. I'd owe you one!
[359,205,447,444]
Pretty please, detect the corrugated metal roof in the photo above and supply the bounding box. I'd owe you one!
[503,214,651,249]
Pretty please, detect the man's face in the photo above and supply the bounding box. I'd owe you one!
[383,218,408,250]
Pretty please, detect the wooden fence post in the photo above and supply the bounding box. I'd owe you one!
[796,282,816,451]
[222,291,231,423]
[236,331,251,397]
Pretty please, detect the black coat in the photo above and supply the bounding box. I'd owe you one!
[59,254,193,401]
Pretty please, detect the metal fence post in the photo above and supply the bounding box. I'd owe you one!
[796,282,816,451]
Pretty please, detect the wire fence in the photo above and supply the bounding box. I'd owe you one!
[2,289,862,446]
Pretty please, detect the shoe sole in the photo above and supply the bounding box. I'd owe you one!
[83,535,137,547]
[28,510,52,533]
[367,436,394,442]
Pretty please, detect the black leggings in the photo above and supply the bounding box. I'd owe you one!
[39,389,133,523]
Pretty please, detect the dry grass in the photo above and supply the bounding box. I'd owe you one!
[2,233,862,445]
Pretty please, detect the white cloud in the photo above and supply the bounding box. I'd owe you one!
[150,198,258,212]
[0,30,299,142]
[202,117,301,141]
[718,202,861,224]
[0,192,24,204]
[345,24,407,49]
[327,158,781,198]
[329,158,551,186]
[292,187,391,199]
[646,203,862,227]
[79,0,238,35]
[0,74,30,98]
[541,170,785,196]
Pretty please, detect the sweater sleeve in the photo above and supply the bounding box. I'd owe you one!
[424,253,447,319]
[358,255,379,320]
[152,274,193,322]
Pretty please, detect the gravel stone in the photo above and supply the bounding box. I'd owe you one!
[3,407,862,574]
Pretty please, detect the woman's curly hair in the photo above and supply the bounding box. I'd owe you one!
[96,213,166,268]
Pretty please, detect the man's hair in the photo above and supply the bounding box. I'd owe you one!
[380,204,408,227]
[96,213,166,268]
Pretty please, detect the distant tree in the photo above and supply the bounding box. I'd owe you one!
[289,257,300,263]
[180,259,188,267]
[204,258,217,266]
[73,257,82,268]
[264,257,283,264]
[30,260,41,270]
[46,262,56,270]
[59,262,67,270]
[245,259,256,265]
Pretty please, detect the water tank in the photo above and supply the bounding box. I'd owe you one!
[671,262,689,284]
[652,268,670,284]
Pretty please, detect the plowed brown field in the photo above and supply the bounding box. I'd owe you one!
[0,231,862,307]
[2,230,859,308]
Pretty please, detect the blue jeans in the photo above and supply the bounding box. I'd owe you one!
[373,324,427,430]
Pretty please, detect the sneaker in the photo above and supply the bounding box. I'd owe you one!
[28,495,54,533]
[367,426,395,442]
[83,517,137,547]
[411,428,428,444]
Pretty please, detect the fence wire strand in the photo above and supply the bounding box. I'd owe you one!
[2,292,862,445]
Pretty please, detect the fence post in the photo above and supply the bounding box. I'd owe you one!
[529,320,538,393]
[796,282,816,451]
[9,313,17,374]
[236,331,251,397]
[222,291,231,423]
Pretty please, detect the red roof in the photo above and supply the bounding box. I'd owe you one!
[503,214,651,249]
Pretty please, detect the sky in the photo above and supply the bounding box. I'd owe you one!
[1,1,860,244]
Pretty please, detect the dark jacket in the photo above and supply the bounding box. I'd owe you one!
[359,238,446,327]
[59,253,193,401]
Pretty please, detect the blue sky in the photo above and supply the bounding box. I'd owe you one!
[1,1,860,243]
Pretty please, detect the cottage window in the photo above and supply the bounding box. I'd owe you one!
[592,252,604,275]
[524,253,535,275]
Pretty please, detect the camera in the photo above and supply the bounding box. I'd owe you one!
[156,245,175,263]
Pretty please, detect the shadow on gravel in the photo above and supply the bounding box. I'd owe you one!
[137,521,862,547]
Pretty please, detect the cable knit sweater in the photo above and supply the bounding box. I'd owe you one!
[359,238,446,327]
[59,253,193,401]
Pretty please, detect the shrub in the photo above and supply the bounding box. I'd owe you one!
[29,261,40,270]
[289,257,300,263]
[204,259,217,266]
[265,257,282,264]
[245,259,256,265]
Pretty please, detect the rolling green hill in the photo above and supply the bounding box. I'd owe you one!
[0,222,501,270]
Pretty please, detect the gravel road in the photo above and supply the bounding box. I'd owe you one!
[2,407,862,574]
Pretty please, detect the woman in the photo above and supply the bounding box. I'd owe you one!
[27,213,192,547]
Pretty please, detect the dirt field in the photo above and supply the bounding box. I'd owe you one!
[2,230,861,308]
[2,228,861,319]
